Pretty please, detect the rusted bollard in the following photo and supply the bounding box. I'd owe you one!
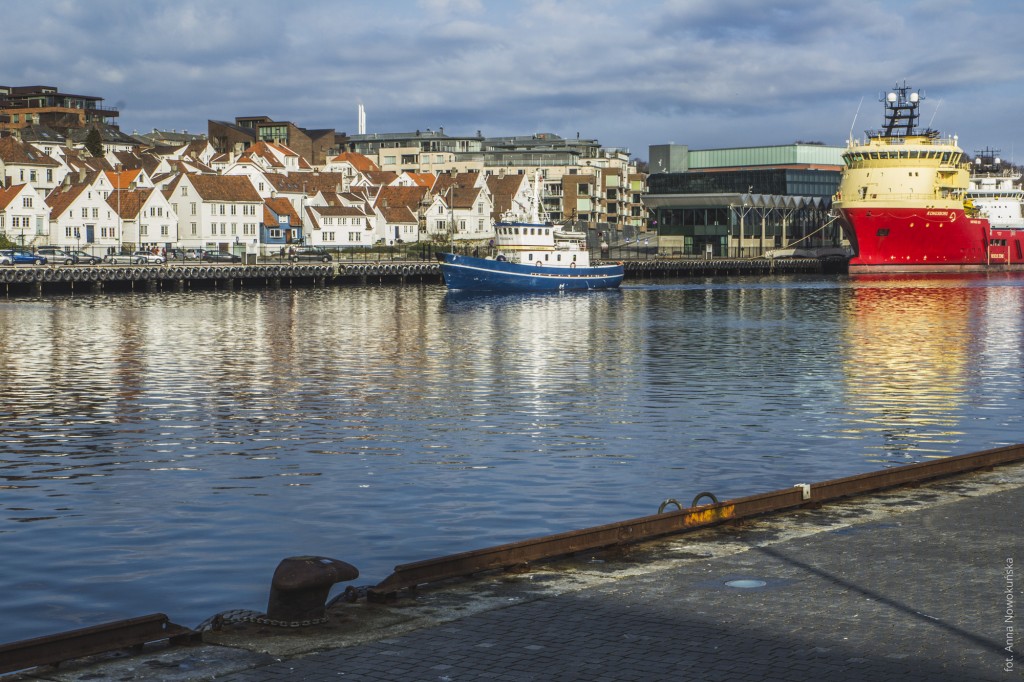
[266,556,359,623]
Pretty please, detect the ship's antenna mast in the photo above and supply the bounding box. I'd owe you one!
[927,99,942,129]
[880,82,922,137]
[849,96,864,144]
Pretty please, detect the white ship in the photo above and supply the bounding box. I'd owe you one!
[967,149,1024,230]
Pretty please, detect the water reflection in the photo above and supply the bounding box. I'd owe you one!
[841,277,974,457]
[1,276,1023,642]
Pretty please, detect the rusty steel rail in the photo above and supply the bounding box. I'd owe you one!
[369,443,1024,599]
[0,613,194,675]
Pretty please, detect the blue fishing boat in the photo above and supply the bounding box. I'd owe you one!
[438,175,624,292]
[438,248,624,292]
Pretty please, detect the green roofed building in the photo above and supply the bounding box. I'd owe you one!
[645,143,847,258]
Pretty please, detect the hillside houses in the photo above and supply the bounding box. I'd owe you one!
[0,108,647,256]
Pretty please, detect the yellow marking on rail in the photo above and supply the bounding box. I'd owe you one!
[682,504,735,527]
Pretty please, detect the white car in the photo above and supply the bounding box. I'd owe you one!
[0,253,11,266]
[107,251,165,264]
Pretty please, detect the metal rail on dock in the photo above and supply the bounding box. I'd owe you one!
[0,613,194,675]
[369,443,1024,599]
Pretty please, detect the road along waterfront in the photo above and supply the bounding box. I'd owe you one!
[1,272,1023,645]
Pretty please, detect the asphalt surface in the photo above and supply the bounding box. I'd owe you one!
[12,462,1024,681]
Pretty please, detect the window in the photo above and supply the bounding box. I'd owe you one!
[191,203,196,215]
[46,169,52,182]
[323,232,334,241]
[231,205,236,215]
[269,229,282,239]
[181,186,188,196]
[348,231,361,242]
[82,207,88,218]
[92,208,98,219]
[22,197,32,208]
[191,223,197,235]
[161,225,168,237]
[140,224,148,236]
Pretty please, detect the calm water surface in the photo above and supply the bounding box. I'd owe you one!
[2,273,1023,642]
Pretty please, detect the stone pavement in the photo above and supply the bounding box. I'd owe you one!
[212,474,1022,682]
[15,463,1024,681]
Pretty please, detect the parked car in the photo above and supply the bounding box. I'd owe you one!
[35,246,78,265]
[284,246,333,263]
[0,249,47,265]
[200,250,241,263]
[167,248,202,262]
[0,253,11,266]
[106,251,164,265]
[133,251,166,264]
[68,250,103,265]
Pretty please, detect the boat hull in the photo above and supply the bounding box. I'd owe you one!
[439,253,624,292]
[836,206,1024,273]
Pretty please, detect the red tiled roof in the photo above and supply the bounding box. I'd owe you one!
[105,168,142,189]
[45,183,88,219]
[0,183,26,210]
[106,188,154,219]
[265,197,299,223]
[187,174,262,202]
[330,152,379,172]
[0,137,61,166]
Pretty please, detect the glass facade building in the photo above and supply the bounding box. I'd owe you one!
[645,146,844,257]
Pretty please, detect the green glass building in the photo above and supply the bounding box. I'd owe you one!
[645,144,845,257]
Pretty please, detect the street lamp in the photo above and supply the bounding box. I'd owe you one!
[115,165,122,255]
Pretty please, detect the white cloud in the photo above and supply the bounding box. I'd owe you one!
[4,0,1024,160]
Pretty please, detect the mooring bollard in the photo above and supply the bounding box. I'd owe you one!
[266,556,359,623]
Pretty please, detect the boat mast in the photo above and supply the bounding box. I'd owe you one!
[873,82,930,139]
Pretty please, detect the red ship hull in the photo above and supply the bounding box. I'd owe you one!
[838,207,1024,273]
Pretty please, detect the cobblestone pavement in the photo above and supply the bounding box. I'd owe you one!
[213,481,1023,681]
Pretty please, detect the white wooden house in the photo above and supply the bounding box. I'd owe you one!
[0,183,49,249]
[164,174,262,252]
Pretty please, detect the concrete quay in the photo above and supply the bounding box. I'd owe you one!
[11,461,1023,681]
[0,256,840,296]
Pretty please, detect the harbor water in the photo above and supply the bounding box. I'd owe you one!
[1,273,1023,644]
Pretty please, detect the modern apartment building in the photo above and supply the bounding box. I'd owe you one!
[0,85,118,136]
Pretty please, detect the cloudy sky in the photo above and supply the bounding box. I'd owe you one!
[5,0,1024,161]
